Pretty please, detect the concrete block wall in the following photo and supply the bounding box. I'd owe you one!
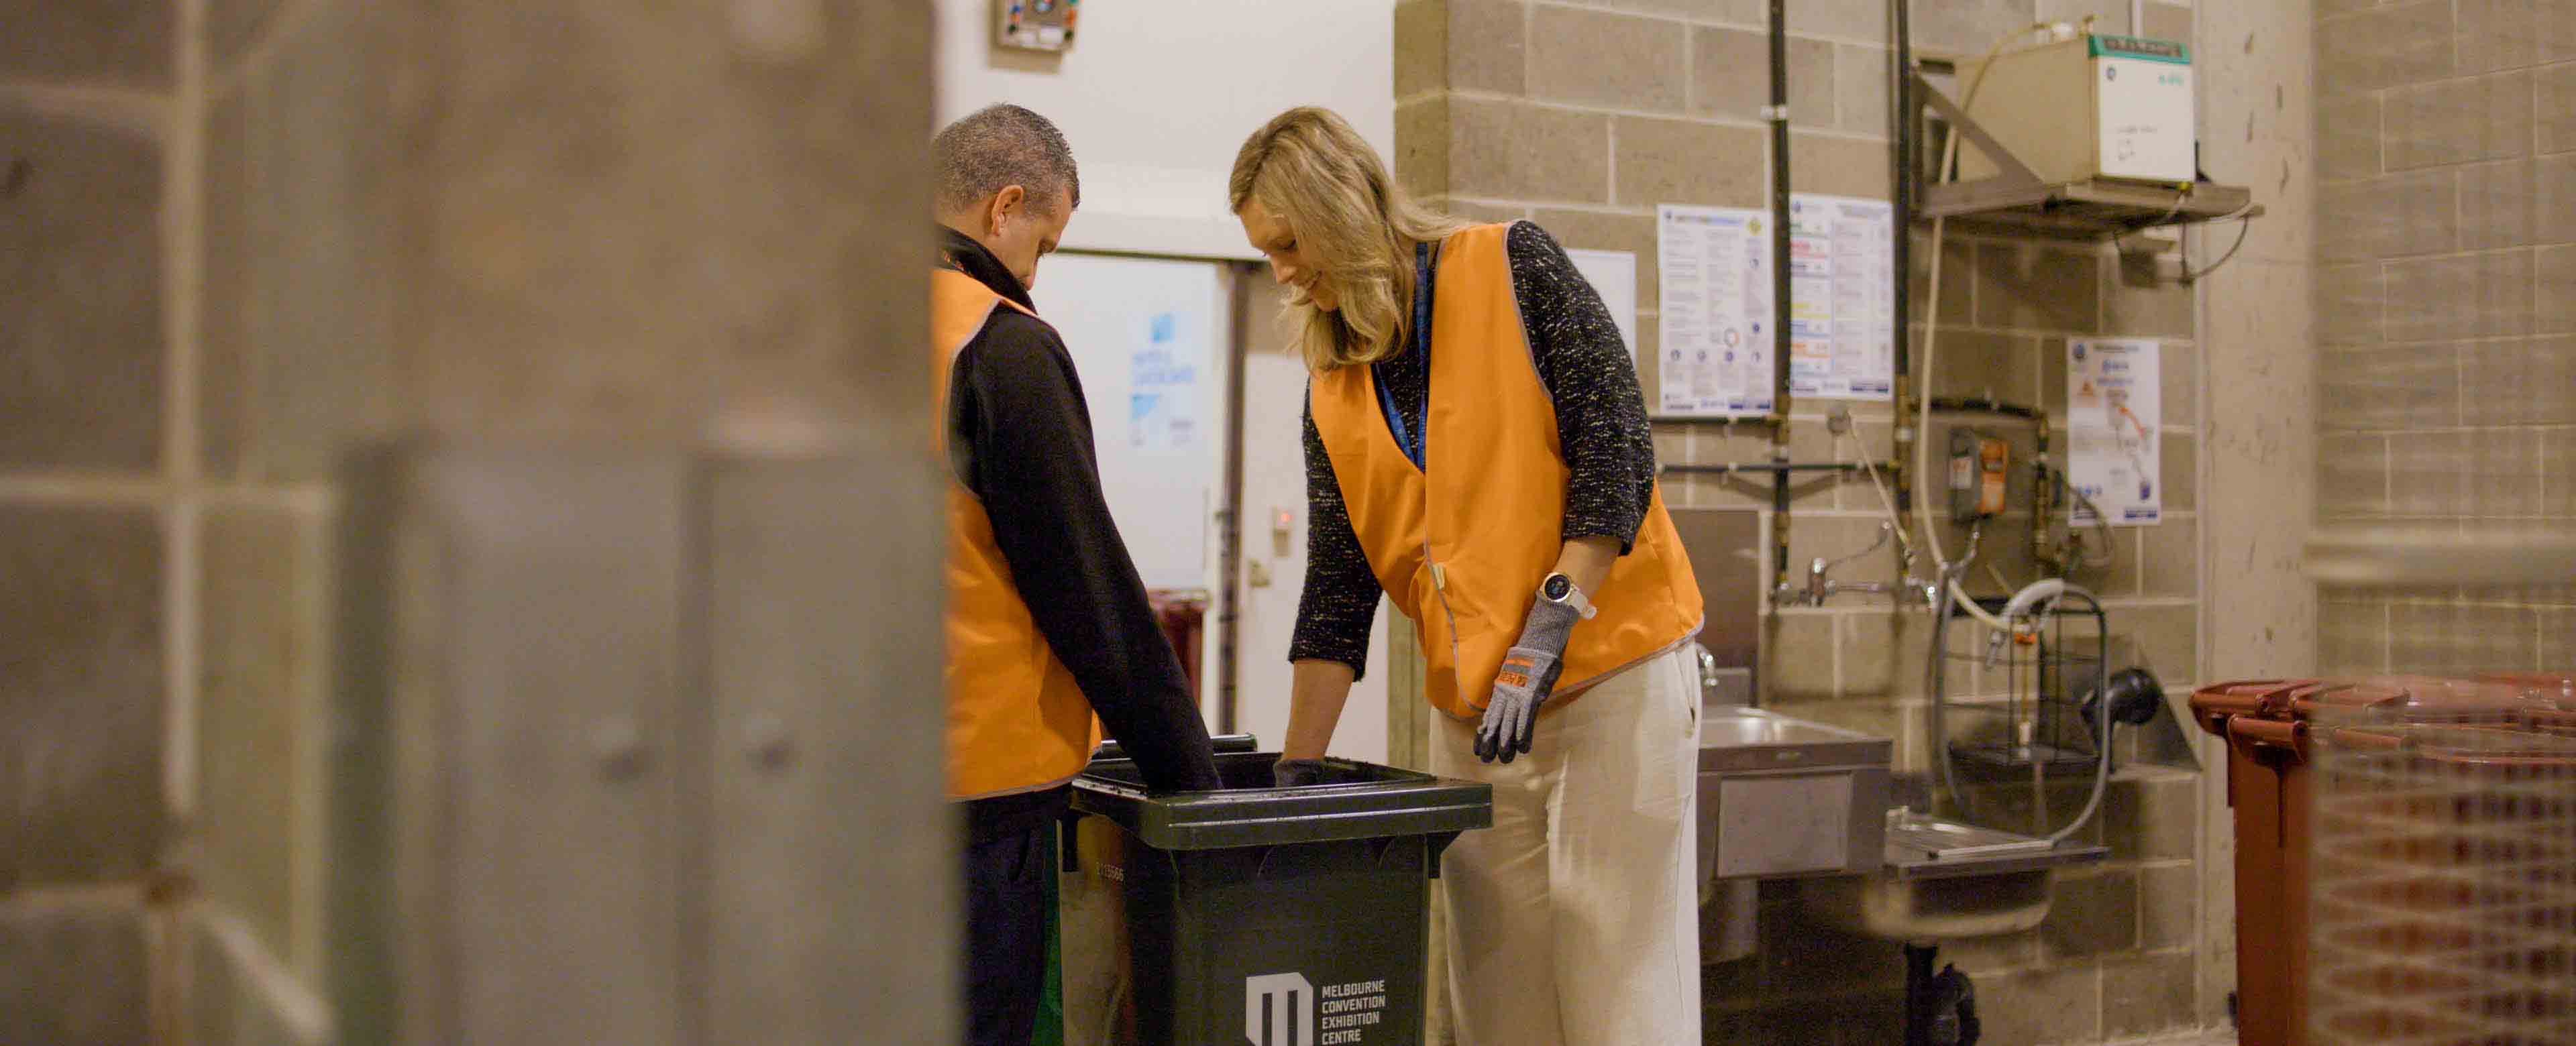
[2312,0,2576,675]
[1395,1,2222,1041]
[3,2,199,1039]
[3,1,943,1041]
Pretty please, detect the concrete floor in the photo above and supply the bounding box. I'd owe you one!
[2108,1031,2235,1046]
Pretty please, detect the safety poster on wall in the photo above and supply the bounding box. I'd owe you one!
[1127,310,1202,454]
[1654,205,1775,417]
[1786,194,1895,401]
[2067,338,2162,526]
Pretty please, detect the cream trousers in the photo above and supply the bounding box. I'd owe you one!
[1430,644,1703,1046]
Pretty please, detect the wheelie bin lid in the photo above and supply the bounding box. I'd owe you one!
[1073,750,1494,852]
[2393,722,2576,766]
[2189,679,2410,736]
[2479,671,2576,710]
[2304,676,2540,725]
[2188,677,2548,736]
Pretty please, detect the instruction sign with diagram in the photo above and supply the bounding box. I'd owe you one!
[1787,193,1896,401]
[2067,338,2162,526]
[1654,205,1775,417]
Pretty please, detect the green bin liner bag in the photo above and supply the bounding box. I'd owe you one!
[1034,823,1065,1046]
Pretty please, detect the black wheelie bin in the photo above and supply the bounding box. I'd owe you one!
[1057,742,1491,1046]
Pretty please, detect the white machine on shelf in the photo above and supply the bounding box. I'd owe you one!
[1956,33,2197,187]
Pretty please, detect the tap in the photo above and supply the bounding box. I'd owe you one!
[1782,522,1894,606]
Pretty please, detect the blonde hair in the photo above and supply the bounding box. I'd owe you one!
[1229,107,1467,372]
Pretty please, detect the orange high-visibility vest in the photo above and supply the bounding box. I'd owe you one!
[1311,223,1705,719]
[931,267,1100,799]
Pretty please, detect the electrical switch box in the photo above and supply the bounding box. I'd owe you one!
[1949,428,2010,523]
[1955,34,2196,186]
[996,0,1078,52]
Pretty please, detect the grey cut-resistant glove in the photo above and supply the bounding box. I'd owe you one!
[1273,758,1327,789]
[1477,597,1582,763]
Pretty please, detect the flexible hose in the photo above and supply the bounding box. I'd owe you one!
[1843,427,1915,563]
[1927,567,1972,818]
[1933,574,2123,841]
[2004,579,2114,843]
[1918,25,2134,838]
[1913,23,2059,634]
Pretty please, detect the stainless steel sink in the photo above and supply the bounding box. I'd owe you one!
[1796,809,2108,941]
[1697,707,1892,880]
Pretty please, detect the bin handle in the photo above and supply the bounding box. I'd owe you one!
[2320,728,2405,753]
[2229,718,2307,762]
[1090,733,1260,762]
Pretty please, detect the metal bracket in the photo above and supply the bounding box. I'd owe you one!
[1911,71,2043,190]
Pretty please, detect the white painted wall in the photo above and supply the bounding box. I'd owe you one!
[1029,253,1230,595]
[1236,337,1393,766]
[934,0,1397,260]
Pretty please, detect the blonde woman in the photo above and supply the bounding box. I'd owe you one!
[1233,107,1707,1046]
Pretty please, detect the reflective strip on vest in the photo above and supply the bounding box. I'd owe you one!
[931,268,1099,799]
[1309,223,1706,719]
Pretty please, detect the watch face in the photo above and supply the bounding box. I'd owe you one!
[1543,574,1572,600]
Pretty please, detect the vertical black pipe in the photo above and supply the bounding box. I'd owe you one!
[1890,0,1915,518]
[1769,0,1794,595]
[1216,263,1251,736]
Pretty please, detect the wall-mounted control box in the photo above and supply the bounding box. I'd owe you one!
[1949,428,2010,522]
[998,0,1078,52]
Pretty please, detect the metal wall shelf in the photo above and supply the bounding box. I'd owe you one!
[1909,69,2259,240]
[1923,176,2256,239]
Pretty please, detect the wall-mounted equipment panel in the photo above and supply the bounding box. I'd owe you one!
[997,0,1078,52]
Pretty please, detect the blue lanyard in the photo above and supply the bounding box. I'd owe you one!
[1374,242,1434,471]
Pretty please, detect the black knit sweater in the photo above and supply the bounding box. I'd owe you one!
[1291,221,1658,677]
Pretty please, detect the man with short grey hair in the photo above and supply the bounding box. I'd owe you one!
[932,103,1081,290]
[928,104,1220,1046]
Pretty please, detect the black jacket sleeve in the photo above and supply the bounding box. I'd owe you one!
[1287,395,1383,676]
[953,312,1222,794]
[1507,221,1659,552]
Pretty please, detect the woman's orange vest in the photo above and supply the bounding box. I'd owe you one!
[1310,223,1704,719]
[931,268,1099,800]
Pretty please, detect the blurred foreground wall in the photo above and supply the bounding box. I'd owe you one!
[1,2,948,1041]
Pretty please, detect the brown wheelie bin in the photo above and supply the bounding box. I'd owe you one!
[2302,721,2576,1045]
[2188,679,2540,1045]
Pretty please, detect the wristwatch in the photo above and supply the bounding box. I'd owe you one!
[1538,572,1599,620]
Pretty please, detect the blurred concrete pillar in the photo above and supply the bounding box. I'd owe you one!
[2197,0,2317,1033]
[5,0,943,1042]
[300,2,946,1043]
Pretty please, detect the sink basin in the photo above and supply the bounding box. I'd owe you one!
[1796,811,2107,941]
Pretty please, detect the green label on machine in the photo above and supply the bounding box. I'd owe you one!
[2091,34,2191,64]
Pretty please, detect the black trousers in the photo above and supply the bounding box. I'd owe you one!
[964,821,1049,1046]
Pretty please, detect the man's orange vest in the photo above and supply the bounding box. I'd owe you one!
[1311,223,1704,719]
[931,267,1099,800]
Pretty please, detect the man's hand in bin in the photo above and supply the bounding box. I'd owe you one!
[1273,758,1327,789]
